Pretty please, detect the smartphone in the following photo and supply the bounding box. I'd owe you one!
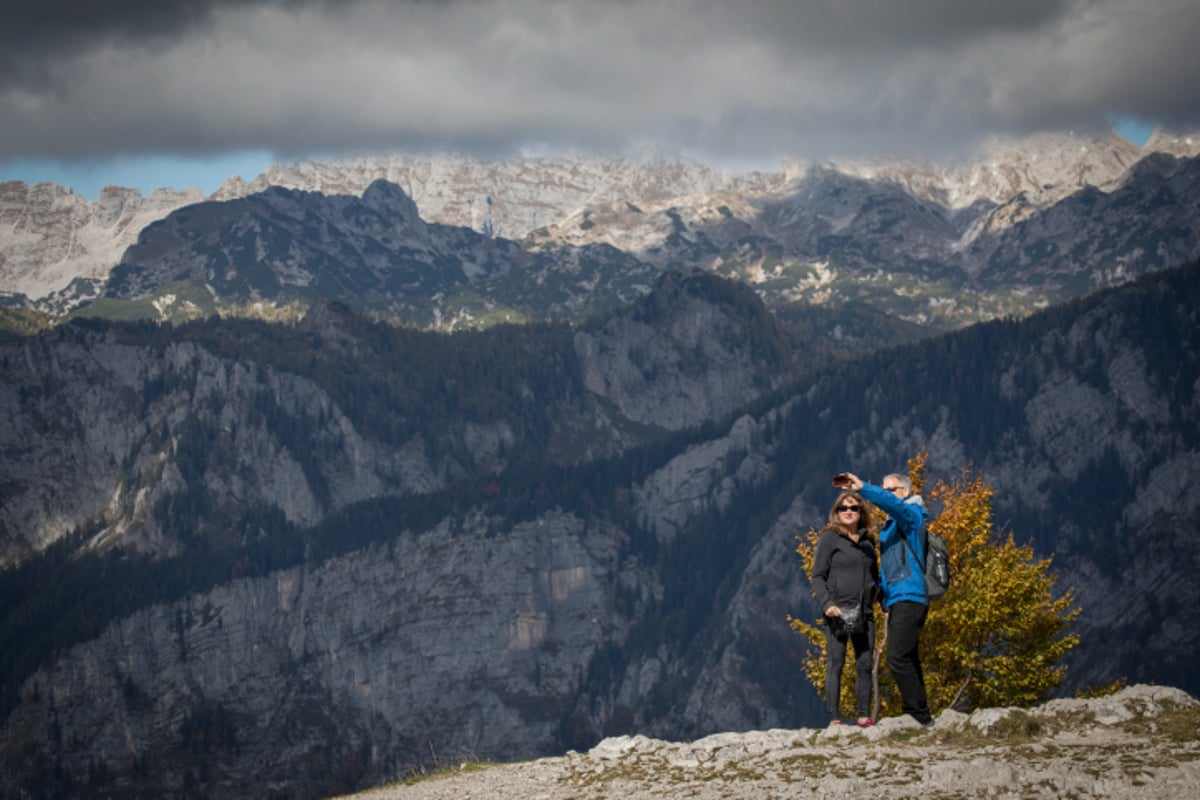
[831,473,851,486]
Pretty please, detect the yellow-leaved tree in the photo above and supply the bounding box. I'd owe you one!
[789,451,1080,718]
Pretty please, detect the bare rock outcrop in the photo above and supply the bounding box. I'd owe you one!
[358,685,1200,800]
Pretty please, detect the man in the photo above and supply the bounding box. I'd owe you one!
[833,471,933,726]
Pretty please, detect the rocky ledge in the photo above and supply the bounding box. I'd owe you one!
[344,685,1199,800]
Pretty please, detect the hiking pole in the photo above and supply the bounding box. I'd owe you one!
[871,614,887,721]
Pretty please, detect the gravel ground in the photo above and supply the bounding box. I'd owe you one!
[339,685,1200,800]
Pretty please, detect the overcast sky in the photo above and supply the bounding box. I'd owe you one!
[2,0,1198,197]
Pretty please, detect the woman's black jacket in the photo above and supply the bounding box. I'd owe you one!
[810,526,879,616]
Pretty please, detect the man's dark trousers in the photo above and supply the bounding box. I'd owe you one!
[887,600,933,724]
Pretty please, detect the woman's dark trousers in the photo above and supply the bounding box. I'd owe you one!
[823,619,874,721]
[887,600,932,724]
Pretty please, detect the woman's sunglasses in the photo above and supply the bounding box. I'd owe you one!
[836,505,861,513]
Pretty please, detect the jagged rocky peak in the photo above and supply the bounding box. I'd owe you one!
[212,173,250,199]
[825,128,1147,210]
[1144,126,1200,157]
[360,177,422,221]
[0,179,206,299]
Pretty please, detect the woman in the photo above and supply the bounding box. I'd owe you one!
[809,491,879,727]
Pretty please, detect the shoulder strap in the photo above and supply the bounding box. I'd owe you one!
[901,528,928,571]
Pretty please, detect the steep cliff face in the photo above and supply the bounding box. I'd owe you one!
[0,181,204,310]
[0,270,799,568]
[573,272,791,432]
[0,511,659,798]
[0,322,445,564]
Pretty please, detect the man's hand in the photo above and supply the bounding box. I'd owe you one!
[832,472,864,491]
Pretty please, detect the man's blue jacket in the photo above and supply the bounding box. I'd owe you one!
[860,482,930,608]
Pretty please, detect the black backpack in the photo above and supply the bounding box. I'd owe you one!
[904,529,951,600]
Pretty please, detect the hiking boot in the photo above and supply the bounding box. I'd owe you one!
[856,718,875,728]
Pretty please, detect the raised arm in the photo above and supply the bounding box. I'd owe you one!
[833,471,924,536]
[859,483,925,534]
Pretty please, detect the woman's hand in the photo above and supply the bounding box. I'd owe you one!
[825,606,842,618]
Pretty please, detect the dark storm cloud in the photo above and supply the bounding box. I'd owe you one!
[718,0,1072,52]
[2,1,264,85]
[0,0,342,48]
[1,0,1198,165]
[2,0,212,49]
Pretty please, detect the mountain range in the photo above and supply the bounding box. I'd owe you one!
[2,128,1199,332]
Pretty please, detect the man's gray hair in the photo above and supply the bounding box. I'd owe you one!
[882,473,912,490]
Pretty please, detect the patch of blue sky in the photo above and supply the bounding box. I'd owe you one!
[0,150,274,200]
[1108,115,1156,147]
